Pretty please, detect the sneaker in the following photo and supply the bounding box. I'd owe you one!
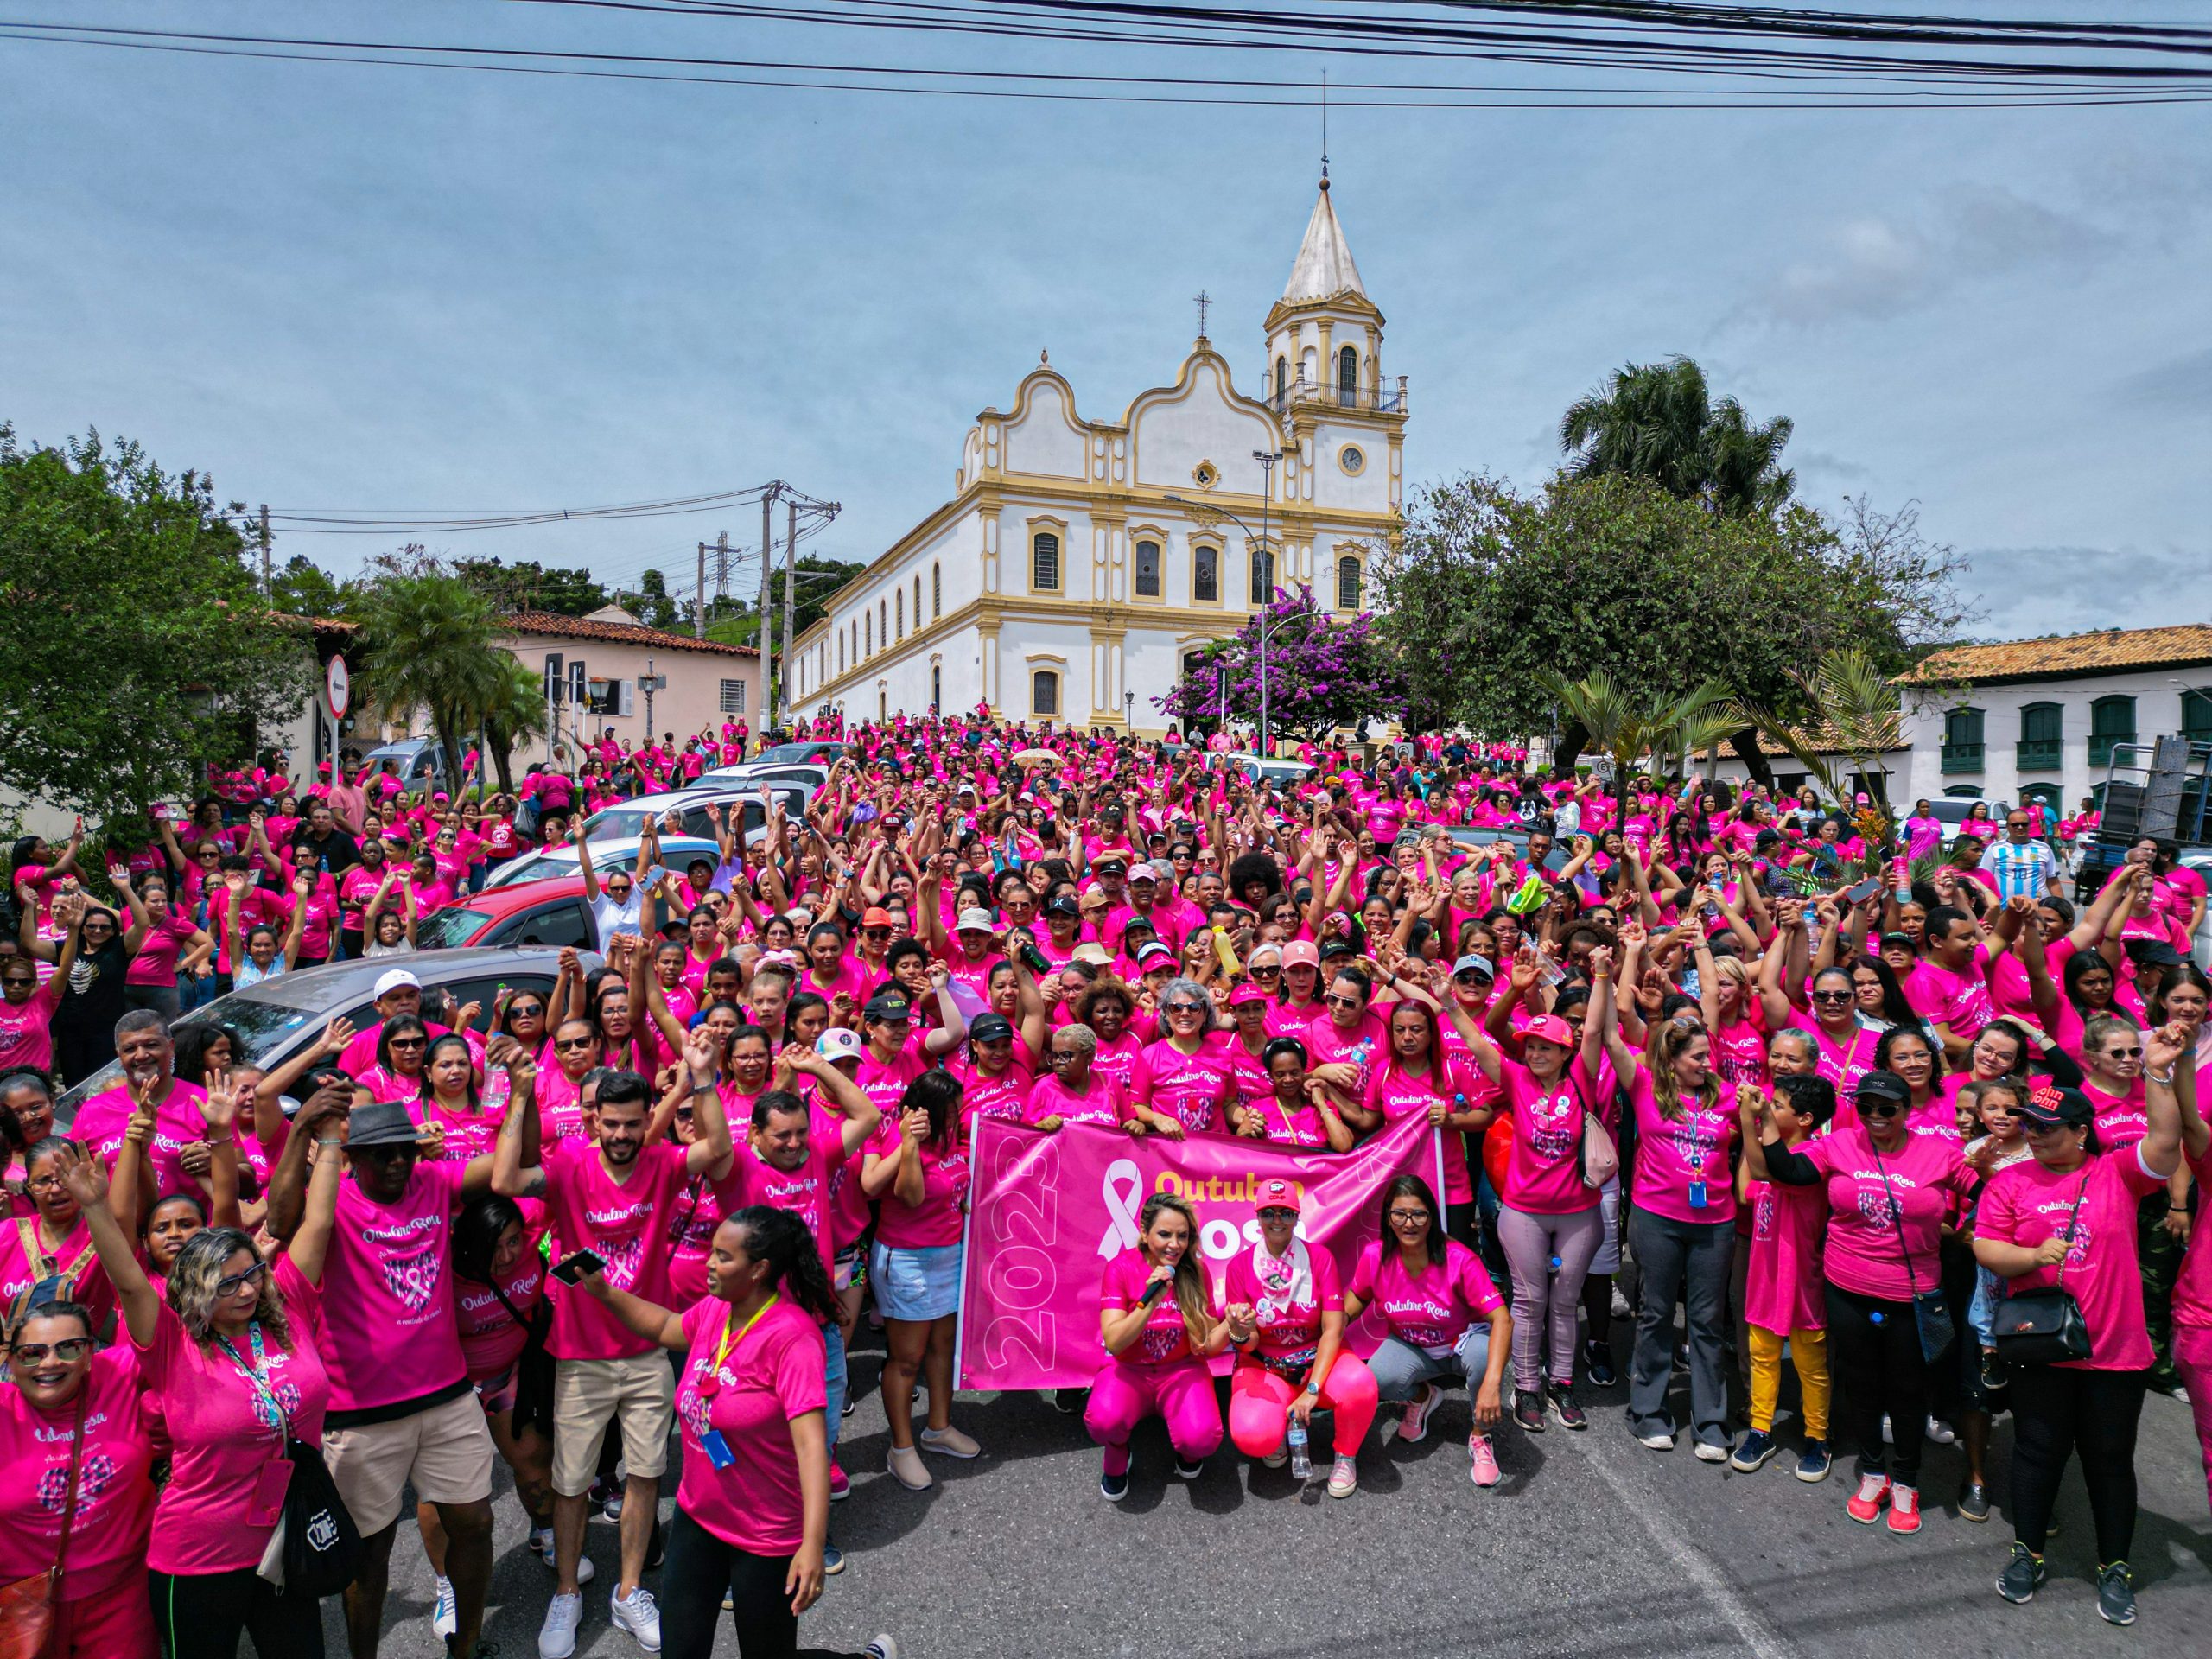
[829,1460,849,1502]
[1100,1465,1129,1502]
[1996,1542,2047,1605]
[433,1576,458,1642]
[1262,1446,1289,1469]
[1794,1441,1834,1483]
[1637,1430,1676,1451]
[531,1530,594,1584]
[1730,1430,1777,1473]
[1879,1414,1893,1444]
[2096,1561,2137,1626]
[1980,1350,2009,1391]
[1847,1473,1892,1524]
[823,1543,845,1576]
[1468,1433,1502,1488]
[1694,1440,1731,1464]
[1173,1457,1205,1481]
[1052,1387,1087,1414]
[601,1492,625,1522]
[537,1592,582,1659]
[842,1391,857,1417]
[1513,1390,1546,1434]
[1887,1484,1923,1535]
[1611,1285,1632,1319]
[1326,1454,1358,1498]
[610,1586,660,1651]
[1397,1383,1438,1443]
[1582,1338,1618,1388]
[886,1446,933,1491]
[1923,1415,1957,1446]
[864,1641,899,1659]
[1672,1343,1690,1373]
[1548,1382,1589,1432]
[1959,1481,1991,1522]
[918,1425,981,1459]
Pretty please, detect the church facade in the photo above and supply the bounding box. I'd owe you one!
[785,177,1408,734]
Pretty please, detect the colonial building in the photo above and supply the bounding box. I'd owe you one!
[785,175,1408,732]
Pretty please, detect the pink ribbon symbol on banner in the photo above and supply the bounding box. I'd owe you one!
[1096,1159,1142,1259]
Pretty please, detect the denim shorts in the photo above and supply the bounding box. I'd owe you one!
[870,1240,963,1322]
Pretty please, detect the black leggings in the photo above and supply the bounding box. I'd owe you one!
[663,1508,871,1659]
[148,1565,327,1659]
[1824,1283,1931,1485]
[2009,1363,2148,1563]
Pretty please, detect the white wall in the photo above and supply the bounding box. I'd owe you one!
[1902,666,2212,809]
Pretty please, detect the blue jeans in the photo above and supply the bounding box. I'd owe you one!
[823,1318,847,1452]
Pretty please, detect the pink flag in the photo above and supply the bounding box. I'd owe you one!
[956,1113,1445,1389]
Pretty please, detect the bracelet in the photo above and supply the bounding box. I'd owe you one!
[315,1137,343,1147]
[204,1135,234,1146]
[2147,1068,2177,1084]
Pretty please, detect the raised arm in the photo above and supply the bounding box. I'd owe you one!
[59,1147,161,1347]
[577,1268,688,1351]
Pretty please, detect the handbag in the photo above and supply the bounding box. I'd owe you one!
[1870,1147,1955,1365]
[1991,1173,2094,1365]
[1567,1073,1619,1190]
[0,1393,86,1659]
[279,1435,362,1599]
[487,1277,556,1440]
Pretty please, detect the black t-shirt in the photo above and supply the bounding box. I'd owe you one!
[297,826,361,876]
[54,934,130,1034]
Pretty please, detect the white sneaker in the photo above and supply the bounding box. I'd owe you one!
[1923,1415,1956,1446]
[432,1576,457,1642]
[538,1590,582,1659]
[610,1584,663,1652]
[864,1641,899,1659]
[1637,1431,1676,1450]
[531,1530,595,1584]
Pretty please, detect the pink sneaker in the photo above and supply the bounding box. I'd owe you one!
[1398,1384,1438,1444]
[1847,1473,1891,1525]
[1886,1484,1922,1535]
[1468,1433,1502,1488]
[829,1459,849,1502]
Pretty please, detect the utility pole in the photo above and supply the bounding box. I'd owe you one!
[782,493,798,730]
[759,485,778,726]
[258,503,271,596]
[694,540,707,639]
[715,530,729,604]
[1253,449,1283,757]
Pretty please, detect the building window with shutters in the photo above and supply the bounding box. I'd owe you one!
[1192,543,1220,604]
[2183,689,2212,743]
[1032,531,1061,593]
[719,678,747,715]
[1338,345,1359,406]
[2017,701,2063,771]
[2088,694,2137,766]
[913,575,922,629]
[1942,706,1985,774]
[1134,539,1160,598]
[1032,668,1059,718]
[880,600,887,650]
[1249,546,1275,607]
[864,613,872,657]
[1336,555,1362,611]
[896,591,904,639]
[1274,356,1289,405]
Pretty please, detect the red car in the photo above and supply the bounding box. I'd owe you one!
[412,876,611,951]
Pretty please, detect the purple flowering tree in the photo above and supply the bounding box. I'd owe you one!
[1155,584,1404,747]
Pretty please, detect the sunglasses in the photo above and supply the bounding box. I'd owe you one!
[1809,989,1853,1003]
[2102,1046,2143,1060]
[387,1037,427,1050]
[1324,993,1363,1009]
[1855,1099,1904,1119]
[553,1036,596,1052]
[508,1004,545,1019]
[8,1338,91,1365]
[1256,1207,1298,1223]
[1165,1002,1205,1015]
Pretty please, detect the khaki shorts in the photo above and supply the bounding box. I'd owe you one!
[321,1388,496,1532]
[550,1352,675,1497]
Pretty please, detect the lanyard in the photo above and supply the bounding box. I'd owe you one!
[17,1218,92,1286]
[701,1295,779,1396]
[217,1320,289,1439]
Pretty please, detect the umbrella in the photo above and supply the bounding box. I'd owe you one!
[1014,748,1059,766]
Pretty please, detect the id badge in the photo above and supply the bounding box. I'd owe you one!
[1688,1180,1709,1210]
[698,1428,738,1471]
[245,1455,294,1528]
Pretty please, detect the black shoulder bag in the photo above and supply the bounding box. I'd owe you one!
[1870,1147,1956,1365]
[486,1276,557,1440]
[1989,1173,2094,1366]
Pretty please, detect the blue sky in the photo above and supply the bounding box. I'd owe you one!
[3,3,2207,640]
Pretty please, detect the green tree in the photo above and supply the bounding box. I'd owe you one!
[353,558,506,789]
[1560,356,1796,516]
[268,552,354,619]
[618,568,681,632]
[453,557,609,616]
[1537,671,1739,827]
[480,658,549,794]
[0,425,312,823]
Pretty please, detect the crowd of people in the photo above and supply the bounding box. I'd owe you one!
[3,709,2211,1658]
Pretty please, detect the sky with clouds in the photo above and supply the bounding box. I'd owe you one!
[3,3,2206,645]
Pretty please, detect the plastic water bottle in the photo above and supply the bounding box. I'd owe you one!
[1286,1412,1312,1479]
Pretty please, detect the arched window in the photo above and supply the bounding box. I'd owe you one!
[1032,531,1061,592]
[1249,545,1275,607]
[1134,539,1160,598]
[879,599,888,649]
[896,590,904,639]
[2089,694,2137,766]
[931,562,942,618]
[1942,706,1984,774]
[1338,345,1359,406]
[1192,543,1219,603]
[1032,669,1059,718]
[864,613,872,657]
[931,664,942,711]
[2018,701,2063,771]
[1274,355,1289,404]
[1336,555,1361,611]
[913,575,922,626]
[837,632,845,675]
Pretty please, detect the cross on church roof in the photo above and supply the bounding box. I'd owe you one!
[1193,289,1211,340]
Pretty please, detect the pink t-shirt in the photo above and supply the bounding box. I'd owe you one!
[1627,1068,1739,1225]
[1361,1059,1473,1204]
[67,1079,212,1202]
[1304,1008,1389,1098]
[673,1296,828,1554]
[1024,1071,1125,1128]
[1496,1056,1605,1217]
[134,1254,331,1576]
[1088,1030,1152,1099]
[1791,1019,1881,1098]
[542,1140,691,1360]
[1224,1243,1343,1360]
[454,1248,545,1382]
[321,1160,468,1415]
[2084,1080,2149,1149]
[1743,1175,1827,1334]
[0,979,62,1075]
[948,1048,1035,1135]
[0,1347,155,1599]
[866,1121,969,1250]
[1139,1039,1236,1135]
[1098,1248,1210,1366]
[124,908,200,988]
[734,1137,849,1282]
[1978,1147,2166,1370]
[1904,949,1995,1042]
[664,1167,749,1310]
[1801,1129,1974,1303]
[2171,1144,2212,1332]
[0,1214,116,1338]
[1348,1237,1502,1351]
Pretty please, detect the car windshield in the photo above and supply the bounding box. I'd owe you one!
[416,907,493,950]
[582,806,655,837]
[756,743,821,764]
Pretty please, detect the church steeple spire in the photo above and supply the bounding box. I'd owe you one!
[1279,179,1366,308]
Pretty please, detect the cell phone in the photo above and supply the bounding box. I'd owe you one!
[1844,877,1882,906]
[552,1249,607,1285]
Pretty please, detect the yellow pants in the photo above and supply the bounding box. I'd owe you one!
[1748,1325,1830,1440]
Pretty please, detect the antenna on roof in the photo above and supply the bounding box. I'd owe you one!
[1319,67,1330,188]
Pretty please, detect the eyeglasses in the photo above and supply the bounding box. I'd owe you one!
[1453,971,1490,986]
[1165,1002,1205,1015]
[1324,993,1363,1009]
[387,1037,427,1050]
[1256,1207,1298,1223]
[1049,1050,1084,1064]
[8,1338,90,1364]
[217,1261,270,1297]
[1386,1209,1431,1224]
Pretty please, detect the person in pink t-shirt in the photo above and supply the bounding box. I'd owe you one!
[1731,1074,1837,1479]
[575,1205,895,1659]
[1975,1055,2190,1620]
[1222,1179,1379,1497]
[1084,1192,1230,1500]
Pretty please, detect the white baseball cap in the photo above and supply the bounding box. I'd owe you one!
[957,907,996,933]
[815,1028,865,1063]
[372,969,421,999]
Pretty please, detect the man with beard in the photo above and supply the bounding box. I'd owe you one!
[494,1029,732,1659]
[268,1057,526,1659]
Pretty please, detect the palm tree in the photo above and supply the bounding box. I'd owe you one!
[1739,646,1905,868]
[354,570,505,790]
[1559,356,1794,515]
[480,658,549,794]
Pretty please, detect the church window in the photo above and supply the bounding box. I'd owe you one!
[1249,546,1275,607]
[1134,539,1160,598]
[913,575,922,627]
[1032,669,1060,718]
[896,590,904,639]
[1338,346,1359,406]
[1032,531,1061,592]
[931,563,941,617]
[864,613,872,656]
[1274,355,1289,404]
[1192,544,1219,603]
[880,599,888,648]
[1337,555,1362,611]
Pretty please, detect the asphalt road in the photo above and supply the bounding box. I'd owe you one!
[333,1332,2212,1659]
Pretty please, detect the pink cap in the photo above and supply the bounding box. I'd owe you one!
[1281,940,1320,969]
[1229,982,1270,1008]
[1516,1013,1576,1050]
[1255,1178,1302,1213]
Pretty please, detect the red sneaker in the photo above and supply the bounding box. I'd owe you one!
[1886,1485,1922,1535]
[1847,1473,1891,1524]
[829,1459,850,1502]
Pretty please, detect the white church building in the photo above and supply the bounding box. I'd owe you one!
[785,175,1408,734]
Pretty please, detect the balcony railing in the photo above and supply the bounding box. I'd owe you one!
[1268,373,1408,416]
[2016,738,2063,772]
[1941,741,1985,774]
[2088,732,2136,768]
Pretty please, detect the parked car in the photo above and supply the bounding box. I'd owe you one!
[413,878,606,952]
[702,761,834,797]
[751,741,846,766]
[484,834,724,892]
[1221,753,1315,790]
[57,947,588,1118]
[361,736,452,797]
[580,785,807,843]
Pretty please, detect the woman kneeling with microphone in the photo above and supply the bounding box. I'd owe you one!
[1085,1192,1230,1499]
[579,1207,896,1659]
[1224,1178,1379,1497]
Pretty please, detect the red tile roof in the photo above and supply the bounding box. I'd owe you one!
[496,611,759,658]
[1897,626,2212,687]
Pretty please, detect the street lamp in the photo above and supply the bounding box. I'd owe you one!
[1164,479,1284,755]
[1124,690,1135,731]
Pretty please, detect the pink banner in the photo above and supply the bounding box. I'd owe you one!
[956,1114,1446,1390]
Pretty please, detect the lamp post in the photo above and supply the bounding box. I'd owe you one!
[1164,486,1283,754]
[1252,449,1282,757]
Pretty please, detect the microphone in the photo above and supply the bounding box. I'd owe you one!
[1138,1274,1172,1305]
